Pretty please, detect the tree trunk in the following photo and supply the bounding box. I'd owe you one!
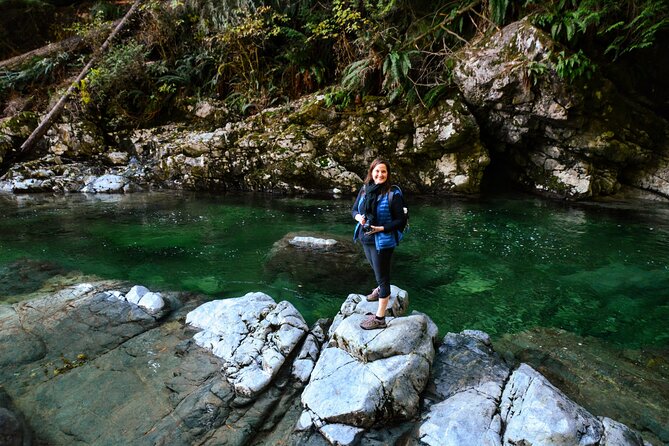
[19,1,142,154]
[0,36,84,70]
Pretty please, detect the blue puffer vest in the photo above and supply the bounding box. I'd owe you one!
[354,190,397,251]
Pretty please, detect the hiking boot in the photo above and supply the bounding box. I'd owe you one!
[366,287,380,302]
[360,317,387,330]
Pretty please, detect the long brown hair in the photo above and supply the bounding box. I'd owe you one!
[364,158,391,193]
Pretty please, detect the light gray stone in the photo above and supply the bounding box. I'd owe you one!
[599,417,647,446]
[137,291,165,313]
[302,319,433,429]
[301,346,381,427]
[81,174,127,193]
[295,410,314,431]
[419,389,502,446]
[126,285,150,304]
[330,313,434,363]
[289,236,337,250]
[319,423,365,446]
[501,363,604,445]
[186,292,308,398]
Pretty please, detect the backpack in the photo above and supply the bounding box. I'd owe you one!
[388,185,409,241]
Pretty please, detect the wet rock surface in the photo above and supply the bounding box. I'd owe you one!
[0,278,655,446]
[493,327,669,446]
[264,232,368,294]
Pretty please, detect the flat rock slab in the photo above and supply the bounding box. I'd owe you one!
[330,313,434,363]
[186,292,308,398]
[328,285,409,337]
[0,281,169,389]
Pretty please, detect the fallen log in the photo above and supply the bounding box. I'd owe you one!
[19,3,141,154]
[0,36,84,71]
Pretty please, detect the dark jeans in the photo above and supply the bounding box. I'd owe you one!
[362,244,394,298]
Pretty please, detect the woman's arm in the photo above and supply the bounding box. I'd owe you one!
[351,188,365,223]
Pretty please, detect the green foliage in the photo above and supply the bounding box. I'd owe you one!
[525,60,548,86]
[307,0,372,40]
[530,0,669,60]
[78,41,162,129]
[0,52,71,94]
[422,84,449,108]
[382,50,413,102]
[553,49,596,81]
[323,86,352,109]
[490,0,510,25]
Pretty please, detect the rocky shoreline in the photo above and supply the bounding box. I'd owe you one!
[0,236,663,445]
[2,19,669,202]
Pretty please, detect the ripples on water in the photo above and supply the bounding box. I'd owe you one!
[0,191,668,349]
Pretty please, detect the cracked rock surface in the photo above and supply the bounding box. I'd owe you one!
[418,331,650,446]
[186,291,309,399]
[300,286,437,445]
[0,277,314,446]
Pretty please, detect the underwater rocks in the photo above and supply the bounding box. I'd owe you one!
[419,330,650,446]
[264,232,369,295]
[493,327,669,446]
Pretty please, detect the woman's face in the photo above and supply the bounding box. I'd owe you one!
[372,163,388,185]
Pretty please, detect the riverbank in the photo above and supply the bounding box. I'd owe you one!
[0,267,664,445]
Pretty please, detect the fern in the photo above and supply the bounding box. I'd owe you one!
[422,84,449,108]
[341,58,374,92]
[490,0,510,25]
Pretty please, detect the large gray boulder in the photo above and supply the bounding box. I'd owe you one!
[419,330,510,446]
[418,330,650,446]
[453,18,669,200]
[264,232,368,294]
[300,286,437,445]
[186,292,309,399]
[501,363,604,445]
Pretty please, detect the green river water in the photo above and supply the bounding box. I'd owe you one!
[1,191,668,350]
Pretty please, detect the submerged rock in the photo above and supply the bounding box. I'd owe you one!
[493,327,669,446]
[265,232,368,294]
[186,292,309,399]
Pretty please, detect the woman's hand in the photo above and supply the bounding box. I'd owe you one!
[355,214,366,224]
[366,225,384,234]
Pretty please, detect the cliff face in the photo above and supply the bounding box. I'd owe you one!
[2,19,669,201]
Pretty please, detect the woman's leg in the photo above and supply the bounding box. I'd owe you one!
[375,248,394,317]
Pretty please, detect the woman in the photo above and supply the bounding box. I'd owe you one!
[352,158,405,330]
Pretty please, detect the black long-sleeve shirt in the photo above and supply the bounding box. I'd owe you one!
[351,186,405,233]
